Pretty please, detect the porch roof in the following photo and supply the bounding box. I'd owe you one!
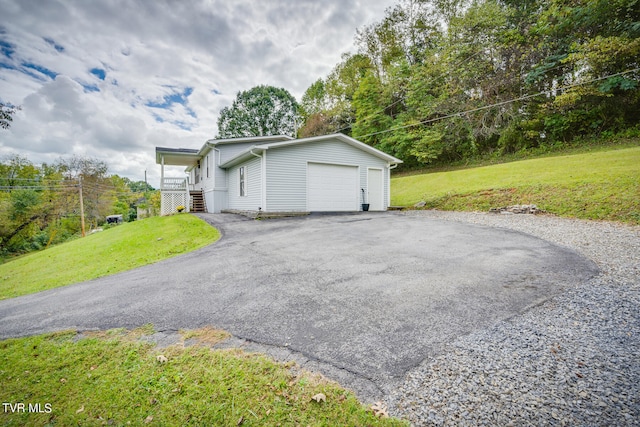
[155,147,199,166]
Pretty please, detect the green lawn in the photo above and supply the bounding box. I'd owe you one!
[0,216,406,425]
[0,326,405,426]
[0,214,220,300]
[391,145,640,224]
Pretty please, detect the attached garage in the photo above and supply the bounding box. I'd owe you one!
[163,133,403,214]
[307,162,359,212]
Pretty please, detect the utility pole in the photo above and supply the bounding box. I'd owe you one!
[78,177,86,237]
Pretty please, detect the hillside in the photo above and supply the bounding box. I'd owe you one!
[0,214,220,300]
[391,145,640,224]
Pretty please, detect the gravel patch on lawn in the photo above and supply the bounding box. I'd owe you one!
[389,211,640,426]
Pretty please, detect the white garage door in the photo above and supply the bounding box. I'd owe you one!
[307,163,359,211]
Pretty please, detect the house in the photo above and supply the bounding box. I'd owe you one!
[155,133,402,216]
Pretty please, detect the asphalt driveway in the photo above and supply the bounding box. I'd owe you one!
[0,212,598,398]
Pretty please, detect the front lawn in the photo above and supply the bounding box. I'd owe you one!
[0,214,220,300]
[0,326,405,426]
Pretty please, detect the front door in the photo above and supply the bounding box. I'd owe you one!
[367,168,384,211]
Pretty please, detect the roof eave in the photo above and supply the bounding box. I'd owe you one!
[218,146,267,169]
[155,147,200,165]
[208,135,294,146]
[254,133,403,164]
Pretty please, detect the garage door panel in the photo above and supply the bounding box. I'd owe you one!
[308,163,358,211]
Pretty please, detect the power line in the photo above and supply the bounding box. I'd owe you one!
[328,37,637,138]
[0,185,78,190]
[332,47,489,135]
[331,39,572,135]
[0,177,66,182]
[356,68,640,139]
[81,183,140,195]
[0,181,146,196]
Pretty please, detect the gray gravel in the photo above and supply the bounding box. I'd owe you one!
[388,211,640,426]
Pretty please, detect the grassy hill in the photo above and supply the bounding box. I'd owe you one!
[391,145,640,224]
[0,214,220,300]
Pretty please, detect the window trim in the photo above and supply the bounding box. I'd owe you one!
[239,166,246,197]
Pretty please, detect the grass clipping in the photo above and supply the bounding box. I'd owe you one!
[0,326,406,426]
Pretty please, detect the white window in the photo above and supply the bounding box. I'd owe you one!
[206,154,209,178]
[239,166,246,197]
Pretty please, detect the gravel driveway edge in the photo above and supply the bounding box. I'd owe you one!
[388,211,640,426]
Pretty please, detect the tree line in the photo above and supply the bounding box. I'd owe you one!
[0,154,157,258]
[294,0,640,167]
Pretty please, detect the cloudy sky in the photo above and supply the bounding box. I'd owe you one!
[0,0,395,185]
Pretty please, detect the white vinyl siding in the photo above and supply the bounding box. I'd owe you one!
[218,142,259,163]
[214,142,256,190]
[264,138,389,212]
[227,156,262,210]
[203,189,214,212]
[193,150,215,192]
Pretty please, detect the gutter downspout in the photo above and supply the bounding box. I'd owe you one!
[249,149,261,159]
[388,163,398,209]
[203,141,221,167]
[208,145,223,213]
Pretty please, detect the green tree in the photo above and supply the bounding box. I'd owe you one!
[530,0,640,140]
[298,53,374,137]
[0,102,20,130]
[217,85,299,138]
[109,175,137,221]
[0,155,159,257]
[0,156,51,254]
[127,179,155,193]
[352,72,393,147]
[356,0,442,75]
[54,155,112,229]
[298,80,336,137]
[301,0,640,167]
[0,155,40,187]
[300,79,329,119]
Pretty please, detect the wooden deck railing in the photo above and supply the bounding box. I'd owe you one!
[161,177,187,191]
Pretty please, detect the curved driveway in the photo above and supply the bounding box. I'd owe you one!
[0,212,597,397]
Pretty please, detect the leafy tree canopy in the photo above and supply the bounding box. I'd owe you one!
[0,155,157,258]
[0,102,20,130]
[300,0,640,167]
[216,85,299,138]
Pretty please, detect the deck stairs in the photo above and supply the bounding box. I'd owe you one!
[190,190,207,213]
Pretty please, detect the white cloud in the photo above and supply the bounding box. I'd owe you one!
[0,0,395,186]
